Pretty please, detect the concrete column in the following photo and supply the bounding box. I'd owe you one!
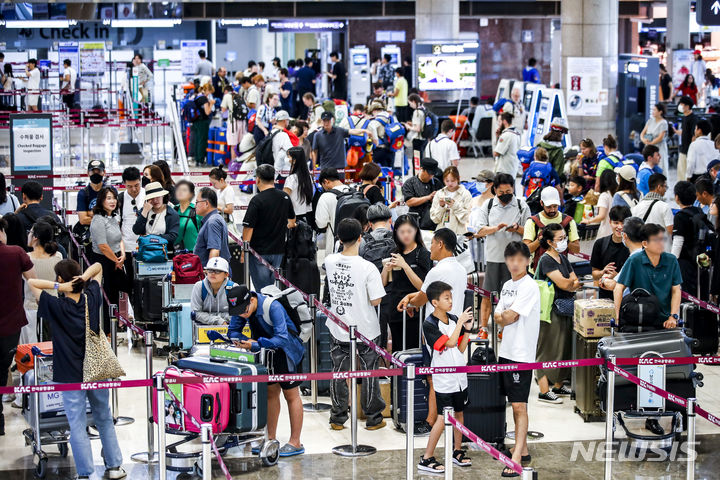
[415,0,459,40]
[666,0,691,74]
[561,0,618,143]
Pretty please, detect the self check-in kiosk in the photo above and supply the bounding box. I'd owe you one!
[524,87,571,148]
[380,44,402,70]
[349,46,371,106]
[617,54,659,154]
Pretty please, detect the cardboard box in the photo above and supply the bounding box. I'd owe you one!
[574,298,614,338]
[356,379,392,419]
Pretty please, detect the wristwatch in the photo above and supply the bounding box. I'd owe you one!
[671,313,679,321]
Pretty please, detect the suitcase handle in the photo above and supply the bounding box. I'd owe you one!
[215,392,221,424]
[247,390,255,409]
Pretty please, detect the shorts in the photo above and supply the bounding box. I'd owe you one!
[435,388,469,415]
[499,357,532,403]
[26,94,39,107]
[483,261,511,295]
[268,349,304,390]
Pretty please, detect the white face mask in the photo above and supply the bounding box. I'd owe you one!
[555,238,568,253]
[677,104,685,114]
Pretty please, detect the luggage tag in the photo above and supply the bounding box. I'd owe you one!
[637,355,666,411]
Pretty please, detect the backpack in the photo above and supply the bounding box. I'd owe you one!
[492,98,511,114]
[602,152,639,172]
[137,235,169,263]
[348,118,370,148]
[255,129,281,166]
[375,116,406,151]
[485,197,523,218]
[530,214,573,271]
[173,253,204,284]
[259,285,312,343]
[359,229,396,271]
[525,187,543,215]
[201,279,236,302]
[619,288,662,332]
[420,107,438,140]
[231,93,249,122]
[181,98,199,123]
[330,188,370,234]
[285,220,316,262]
[678,208,717,267]
[247,108,257,132]
[523,161,554,198]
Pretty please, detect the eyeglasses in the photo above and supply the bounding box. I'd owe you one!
[205,269,223,275]
[149,213,157,226]
[196,199,208,205]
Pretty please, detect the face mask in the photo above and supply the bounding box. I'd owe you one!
[476,183,488,194]
[677,104,685,114]
[141,176,151,188]
[555,238,568,253]
[498,193,513,204]
[90,173,104,184]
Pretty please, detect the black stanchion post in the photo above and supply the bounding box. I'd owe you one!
[604,354,616,480]
[687,397,696,480]
[405,364,415,480]
[131,331,158,463]
[110,303,134,426]
[491,290,498,354]
[303,294,330,412]
[443,406,453,480]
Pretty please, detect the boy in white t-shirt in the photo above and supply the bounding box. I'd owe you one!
[493,241,541,476]
[324,218,387,431]
[419,281,473,473]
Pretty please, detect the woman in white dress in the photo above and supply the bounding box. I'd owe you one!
[639,103,669,175]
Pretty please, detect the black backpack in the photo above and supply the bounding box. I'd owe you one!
[619,288,662,332]
[285,220,316,262]
[525,187,543,215]
[682,209,717,266]
[359,229,396,271]
[255,130,281,166]
[331,188,370,234]
[231,93,249,122]
[420,107,439,140]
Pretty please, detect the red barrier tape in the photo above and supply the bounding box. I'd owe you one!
[0,378,151,395]
[610,364,688,408]
[465,282,496,302]
[417,357,603,375]
[615,356,720,366]
[163,367,402,386]
[448,413,523,474]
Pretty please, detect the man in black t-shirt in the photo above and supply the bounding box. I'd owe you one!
[673,180,710,297]
[591,206,631,299]
[242,164,296,291]
[327,52,347,101]
[659,64,672,101]
[677,96,698,182]
[401,158,442,230]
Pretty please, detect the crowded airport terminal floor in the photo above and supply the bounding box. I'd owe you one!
[5,1,720,479]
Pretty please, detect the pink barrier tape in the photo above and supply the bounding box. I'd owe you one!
[465,282,496,302]
[615,356,720,366]
[164,367,403,386]
[695,405,720,428]
[417,357,603,375]
[610,364,687,408]
[570,251,591,261]
[681,291,720,315]
[161,379,233,480]
[447,413,522,474]
[0,378,151,395]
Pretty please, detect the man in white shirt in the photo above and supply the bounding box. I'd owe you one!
[324,217,386,430]
[493,241,540,475]
[24,58,40,111]
[132,54,154,104]
[686,119,718,182]
[119,167,145,296]
[61,59,77,110]
[493,112,521,175]
[271,110,294,176]
[314,168,352,260]
[424,119,461,171]
[631,172,673,237]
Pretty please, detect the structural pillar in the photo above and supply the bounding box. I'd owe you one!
[415,0,459,40]
[666,0,691,74]
[561,0,618,143]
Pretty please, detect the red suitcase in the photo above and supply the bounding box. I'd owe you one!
[15,342,53,374]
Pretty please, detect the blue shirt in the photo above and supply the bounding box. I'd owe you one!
[279,80,293,113]
[228,292,305,372]
[193,209,231,268]
[523,66,540,84]
[296,66,316,92]
[616,250,682,320]
[637,164,663,196]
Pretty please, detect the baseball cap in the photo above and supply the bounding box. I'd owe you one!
[367,204,392,222]
[226,285,253,316]
[540,186,561,206]
[564,148,579,159]
[474,170,495,182]
[368,102,385,114]
[707,159,720,172]
[320,111,334,121]
[275,110,290,122]
[615,165,637,182]
[87,160,105,171]
[550,117,568,133]
[205,257,229,274]
[420,158,439,175]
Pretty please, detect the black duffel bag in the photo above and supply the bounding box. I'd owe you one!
[618,288,662,332]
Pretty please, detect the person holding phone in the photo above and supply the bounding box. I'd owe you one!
[429,166,472,235]
[132,182,180,248]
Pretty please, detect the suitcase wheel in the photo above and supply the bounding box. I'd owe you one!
[260,439,280,467]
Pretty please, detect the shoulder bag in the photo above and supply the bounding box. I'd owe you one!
[82,293,126,382]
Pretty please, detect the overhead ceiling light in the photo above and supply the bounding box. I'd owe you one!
[5,20,78,29]
[111,19,181,28]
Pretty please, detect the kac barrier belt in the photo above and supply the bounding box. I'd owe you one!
[447,413,523,475]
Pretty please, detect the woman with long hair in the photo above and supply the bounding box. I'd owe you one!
[429,166,473,235]
[153,160,177,205]
[675,74,698,104]
[358,162,385,205]
[254,92,279,144]
[579,138,599,192]
[0,173,20,215]
[582,169,617,238]
[27,261,126,480]
[639,103,669,175]
[192,82,214,166]
[143,164,166,188]
[283,146,314,223]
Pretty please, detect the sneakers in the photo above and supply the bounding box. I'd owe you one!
[414,421,432,436]
[330,422,345,430]
[2,394,15,403]
[104,467,127,479]
[552,385,572,396]
[365,420,386,431]
[538,391,563,404]
[278,443,305,457]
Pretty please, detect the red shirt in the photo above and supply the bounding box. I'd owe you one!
[0,244,33,336]
[677,84,698,104]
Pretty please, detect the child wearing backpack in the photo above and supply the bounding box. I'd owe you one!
[522,147,560,199]
[405,93,435,158]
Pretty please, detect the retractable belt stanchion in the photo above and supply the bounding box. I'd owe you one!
[405,364,415,480]
[243,243,251,288]
[491,290,498,354]
[131,331,158,463]
[303,293,330,412]
[332,325,376,457]
[155,373,167,478]
[687,397,697,480]
[604,355,616,480]
[443,407,453,480]
[201,424,212,480]
[110,304,134,426]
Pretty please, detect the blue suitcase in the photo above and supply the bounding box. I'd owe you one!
[300,312,332,395]
[175,356,267,433]
[214,127,228,166]
[166,302,193,350]
[206,126,218,165]
[390,348,429,433]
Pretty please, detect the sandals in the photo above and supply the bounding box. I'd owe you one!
[453,449,472,467]
[417,456,445,473]
[502,466,520,477]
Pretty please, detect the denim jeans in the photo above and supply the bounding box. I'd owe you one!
[248,253,283,291]
[63,387,123,476]
[329,335,385,427]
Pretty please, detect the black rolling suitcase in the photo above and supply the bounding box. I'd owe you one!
[132,276,166,329]
[391,348,429,433]
[462,339,506,445]
[680,303,719,355]
[300,312,332,396]
[228,243,246,285]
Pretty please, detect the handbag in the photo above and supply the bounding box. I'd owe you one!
[553,297,576,317]
[82,293,126,382]
[534,279,555,323]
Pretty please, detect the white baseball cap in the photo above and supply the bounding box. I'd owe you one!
[615,165,637,182]
[540,186,561,206]
[275,110,290,122]
[205,257,229,273]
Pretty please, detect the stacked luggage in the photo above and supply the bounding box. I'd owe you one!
[462,339,506,446]
[206,126,228,166]
[132,257,172,331]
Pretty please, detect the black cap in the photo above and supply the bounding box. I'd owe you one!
[420,157,438,175]
[87,160,105,171]
[226,285,252,316]
[320,111,334,121]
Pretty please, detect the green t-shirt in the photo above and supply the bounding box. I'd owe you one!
[595,153,623,181]
[615,250,683,320]
[175,204,203,252]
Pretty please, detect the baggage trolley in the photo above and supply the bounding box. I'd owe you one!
[22,348,97,479]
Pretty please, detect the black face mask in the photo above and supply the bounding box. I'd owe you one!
[498,193,513,204]
[89,173,104,184]
[141,176,151,188]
